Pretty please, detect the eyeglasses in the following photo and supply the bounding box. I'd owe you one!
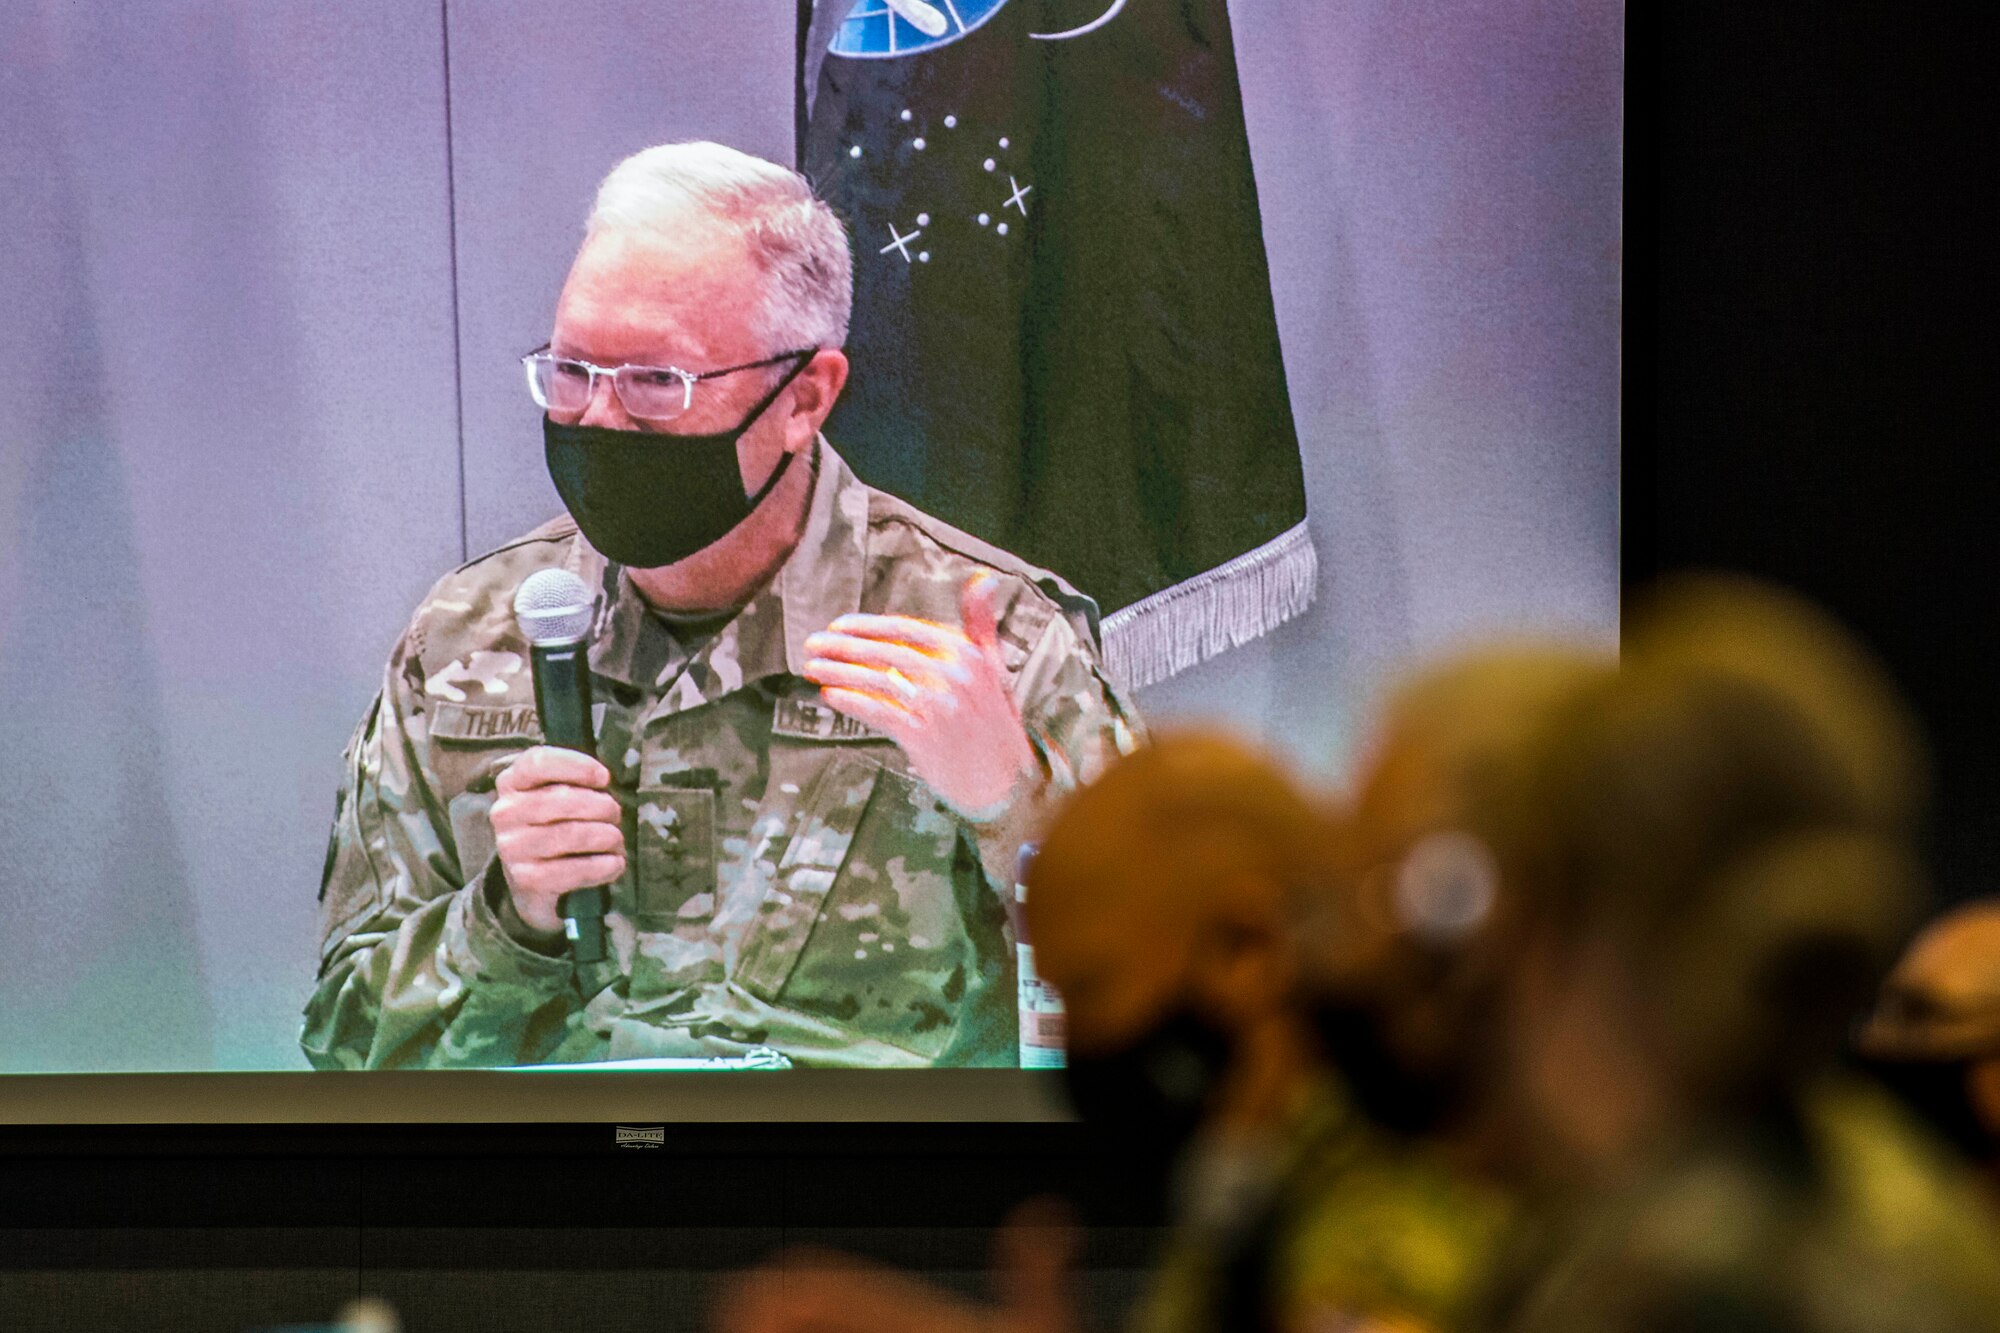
[521,345,815,424]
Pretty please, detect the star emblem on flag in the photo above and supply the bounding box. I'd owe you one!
[830,100,1034,281]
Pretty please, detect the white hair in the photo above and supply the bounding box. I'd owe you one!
[586,141,853,351]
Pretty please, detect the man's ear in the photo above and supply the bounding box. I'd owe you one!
[785,349,850,453]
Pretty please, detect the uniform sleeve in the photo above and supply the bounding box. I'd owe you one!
[300,630,582,1070]
[962,598,1144,888]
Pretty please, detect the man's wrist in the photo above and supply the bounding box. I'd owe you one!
[442,859,579,991]
[948,756,1045,825]
[483,860,569,958]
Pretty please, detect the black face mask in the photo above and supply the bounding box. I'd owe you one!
[543,355,812,570]
[1308,997,1468,1137]
[1061,1007,1236,1160]
[1858,1055,1993,1163]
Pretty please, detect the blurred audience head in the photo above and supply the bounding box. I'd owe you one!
[1858,898,2000,1173]
[1511,575,1927,1175]
[1024,730,1334,1156]
[1298,643,1615,1140]
[1294,574,1928,1189]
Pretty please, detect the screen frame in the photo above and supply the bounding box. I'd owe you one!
[1,4,1635,1129]
[0,1069,1074,1127]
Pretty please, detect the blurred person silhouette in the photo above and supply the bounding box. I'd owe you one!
[1857,898,2000,1197]
[1026,732,1518,1333]
[713,1194,1085,1333]
[717,731,1520,1333]
[1477,576,2000,1332]
[1297,645,1617,1170]
[1275,642,1622,1328]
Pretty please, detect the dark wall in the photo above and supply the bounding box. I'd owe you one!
[1636,3,2000,904]
[0,1124,1164,1333]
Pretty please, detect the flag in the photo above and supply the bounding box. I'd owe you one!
[800,0,1314,688]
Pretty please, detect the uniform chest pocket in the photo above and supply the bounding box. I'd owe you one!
[632,786,719,930]
[777,767,993,1061]
[736,742,994,1062]
[734,749,883,1001]
[428,702,543,881]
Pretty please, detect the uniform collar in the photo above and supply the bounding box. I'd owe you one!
[584,436,869,694]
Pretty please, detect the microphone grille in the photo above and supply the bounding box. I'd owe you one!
[512,568,596,646]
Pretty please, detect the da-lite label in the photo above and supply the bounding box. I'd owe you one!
[1017,942,1068,1068]
[615,1126,665,1149]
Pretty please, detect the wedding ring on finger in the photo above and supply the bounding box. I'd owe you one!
[885,665,920,699]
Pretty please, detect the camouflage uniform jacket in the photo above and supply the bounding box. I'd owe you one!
[302,440,1139,1070]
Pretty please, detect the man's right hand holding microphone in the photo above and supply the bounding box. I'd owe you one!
[489,747,625,942]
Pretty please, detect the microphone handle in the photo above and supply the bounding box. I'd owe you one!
[530,641,609,964]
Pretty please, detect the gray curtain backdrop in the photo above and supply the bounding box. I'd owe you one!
[0,0,1620,1072]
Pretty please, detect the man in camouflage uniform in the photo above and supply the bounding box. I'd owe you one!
[301,142,1137,1070]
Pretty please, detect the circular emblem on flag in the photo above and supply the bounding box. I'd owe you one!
[829,0,1012,58]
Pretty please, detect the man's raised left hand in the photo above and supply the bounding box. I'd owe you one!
[803,574,1041,818]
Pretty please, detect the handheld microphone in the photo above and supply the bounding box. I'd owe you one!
[512,568,610,964]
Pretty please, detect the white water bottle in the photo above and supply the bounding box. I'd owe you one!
[1012,843,1067,1068]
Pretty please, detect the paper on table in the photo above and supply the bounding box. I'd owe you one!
[503,1047,793,1072]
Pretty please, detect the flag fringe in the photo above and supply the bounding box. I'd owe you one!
[1099,521,1318,691]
